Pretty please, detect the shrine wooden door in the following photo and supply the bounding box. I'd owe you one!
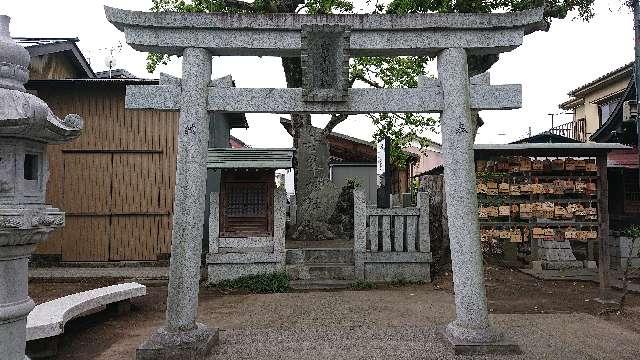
[219,169,274,237]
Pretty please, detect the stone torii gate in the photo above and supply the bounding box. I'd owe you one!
[106,6,545,358]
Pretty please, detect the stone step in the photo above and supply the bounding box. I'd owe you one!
[285,248,354,265]
[286,264,355,281]
[289,280,354,290]
[286,240,353,249]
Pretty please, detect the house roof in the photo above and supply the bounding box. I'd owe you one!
[511,132,581,144]
[560,62,633,109]
[15,37,96,78]
[568,62,633,97]
[475,143,629,158]
[207,148,294,169]
[26,78,159,87]
[96,69,138,79]
[229,135,249,148]
[279,117,419,165]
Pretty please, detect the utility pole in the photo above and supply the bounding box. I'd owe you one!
[635,0,640,185]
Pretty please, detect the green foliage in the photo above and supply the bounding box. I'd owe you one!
[389,278,426,286]
[351,280,377,289]
[409,177,420,200]
[304,0,354,14]
[344,176,363,188]
[350,56,436,166]
[211,271,290,293]
[623,225,640,239]
[386,0,595,21]
[146,52,171,74]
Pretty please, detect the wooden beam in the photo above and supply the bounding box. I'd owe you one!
[597,153,611,294]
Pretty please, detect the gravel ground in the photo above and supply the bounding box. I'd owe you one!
[29,283,640,359]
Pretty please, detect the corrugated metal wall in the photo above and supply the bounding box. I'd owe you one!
[34,84,178,261]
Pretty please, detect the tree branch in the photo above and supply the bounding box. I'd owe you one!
[220,0,256,12]
[322,113,349,135]
[353,74,383,88]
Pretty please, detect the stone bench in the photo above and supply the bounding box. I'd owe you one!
[26,282,146,358]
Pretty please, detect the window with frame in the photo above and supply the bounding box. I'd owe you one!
[598,97,620,126]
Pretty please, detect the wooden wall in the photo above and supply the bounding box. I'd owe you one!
[33,83,178,261]
[29,53,83,80]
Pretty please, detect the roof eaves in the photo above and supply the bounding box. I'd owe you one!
[16,39,96,78]
[567,62,633,97]
[559,97,583,110]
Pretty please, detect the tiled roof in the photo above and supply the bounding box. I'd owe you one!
[567,62,633,97]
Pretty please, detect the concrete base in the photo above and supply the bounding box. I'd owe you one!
[439,326,521,355]
[136,323,218,360]
[207,263,282,284]
[364,263,431,283]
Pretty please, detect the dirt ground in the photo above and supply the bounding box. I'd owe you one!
[27,266,640,359]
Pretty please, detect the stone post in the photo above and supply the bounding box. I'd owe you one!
[437,48,509,352]
[353,188,366,280]
[417,192,430,254]
[289,195,297,226]
[208,192,219,255]
[273,186,287,260]
[0,241,36,360]
[136,47,218,359]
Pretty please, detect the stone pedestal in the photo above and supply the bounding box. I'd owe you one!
[0,242,36,360]
[136,323,219,360]
[136,47,217,359]
[437,47,519,354]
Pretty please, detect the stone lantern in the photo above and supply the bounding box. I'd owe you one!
[0,15,82,360]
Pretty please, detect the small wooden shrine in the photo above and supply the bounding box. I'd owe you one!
[208,148,293,238]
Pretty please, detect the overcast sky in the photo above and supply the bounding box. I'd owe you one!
[1,0,634,147]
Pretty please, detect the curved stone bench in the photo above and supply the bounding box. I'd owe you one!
[27,282,146,341]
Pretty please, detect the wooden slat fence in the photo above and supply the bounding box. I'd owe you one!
[33,84,178,261]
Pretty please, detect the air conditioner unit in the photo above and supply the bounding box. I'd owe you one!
[622,100,637,122]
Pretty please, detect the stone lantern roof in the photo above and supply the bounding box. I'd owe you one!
[0,15,82,143]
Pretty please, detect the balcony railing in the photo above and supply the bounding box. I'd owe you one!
[546,119,587,142]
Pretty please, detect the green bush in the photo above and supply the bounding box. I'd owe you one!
[389,278,426,287]
[212,271,289,293]
[351,280,376,290]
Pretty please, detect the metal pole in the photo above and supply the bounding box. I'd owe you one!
[635,1,640,185]
[384,136,392,208]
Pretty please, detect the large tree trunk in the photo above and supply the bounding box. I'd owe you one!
[293,122,343,240]
[281,58,345,241]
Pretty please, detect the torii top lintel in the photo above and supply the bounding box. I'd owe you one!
[104,6,546,57]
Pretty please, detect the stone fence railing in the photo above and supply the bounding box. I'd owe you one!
[353,189,432,282]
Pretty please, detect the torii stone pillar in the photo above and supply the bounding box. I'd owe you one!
[136,48,219,359]
[438,48,515,354]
